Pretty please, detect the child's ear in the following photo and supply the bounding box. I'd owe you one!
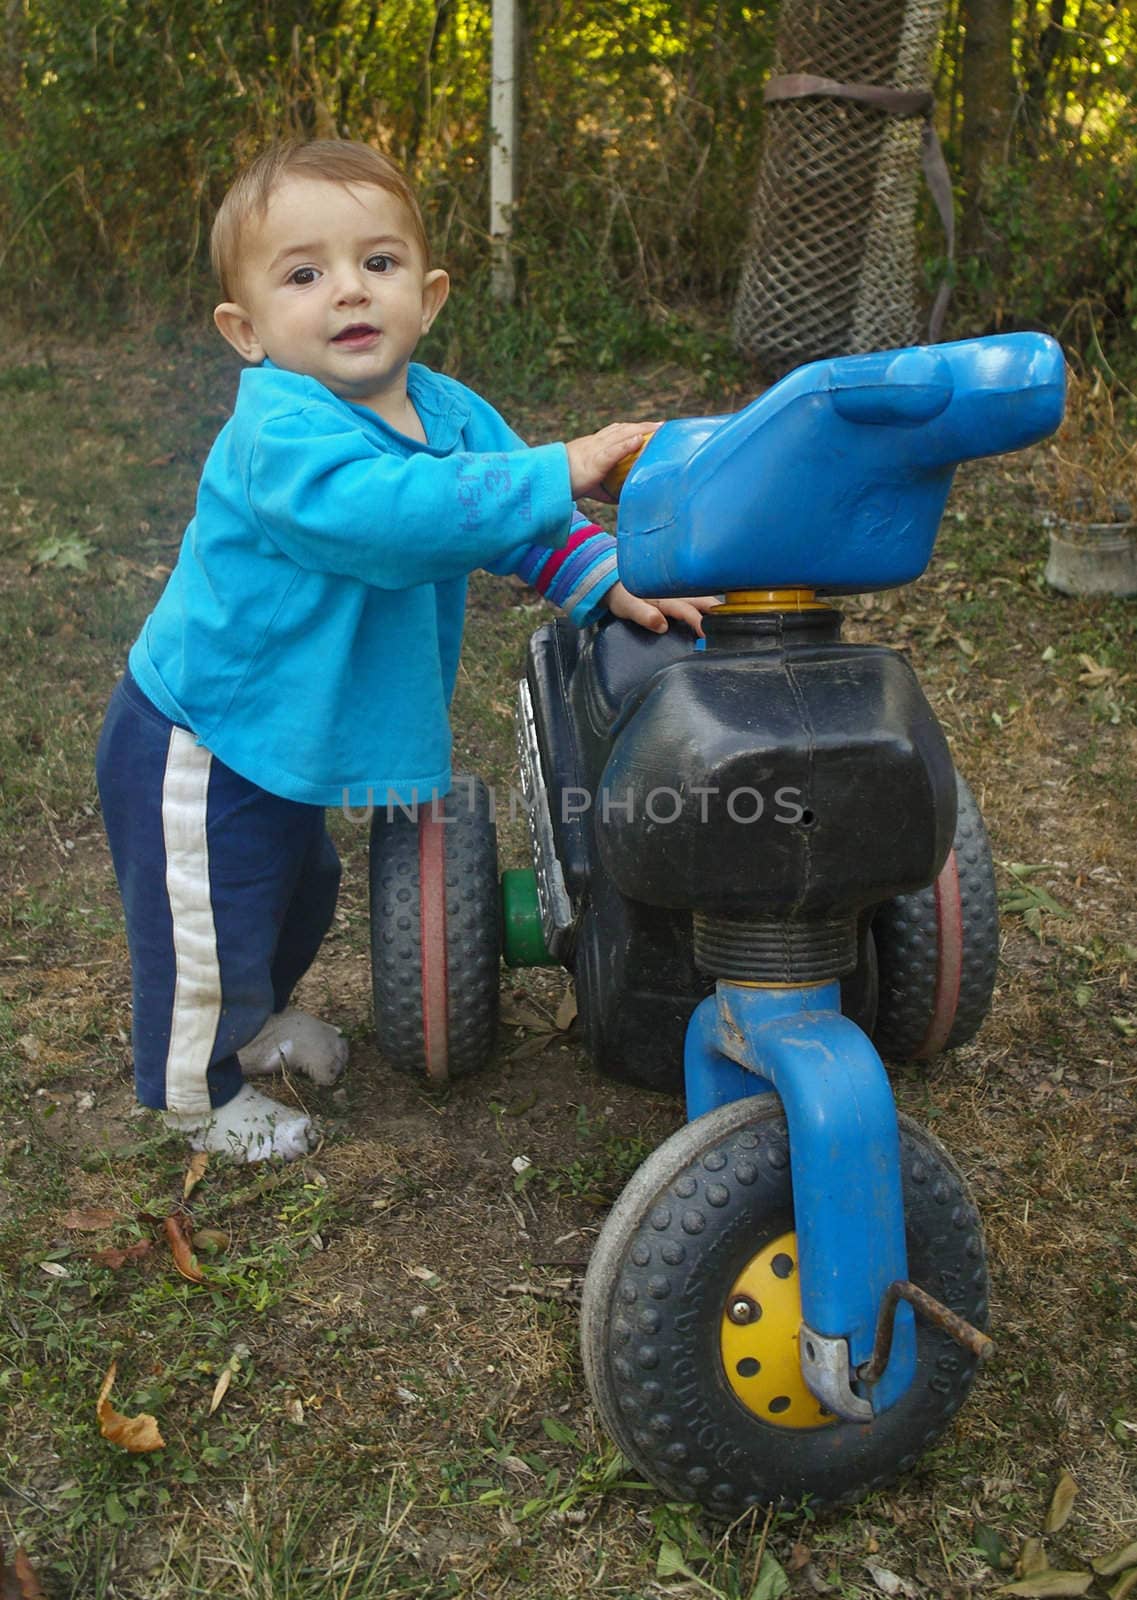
[420,269,450,335]
[213,302,266,363]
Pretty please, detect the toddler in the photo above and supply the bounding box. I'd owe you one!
[96,139,713,1162]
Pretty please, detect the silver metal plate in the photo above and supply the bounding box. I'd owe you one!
[515,678,576,960]
[798,1322,874,1422]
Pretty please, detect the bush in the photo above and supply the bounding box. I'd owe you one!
[0,0,774,353]
[963,142,1137,351]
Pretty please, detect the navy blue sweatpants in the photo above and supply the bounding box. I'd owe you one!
[96,671,342,1114]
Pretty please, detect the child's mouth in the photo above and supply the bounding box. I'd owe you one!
[332,324,380,347]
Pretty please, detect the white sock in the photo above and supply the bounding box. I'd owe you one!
[163,1083,316,1163]
[236,1008,348,1087]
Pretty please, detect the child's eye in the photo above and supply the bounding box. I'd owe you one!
[287,266,320,286]
[365,254,395,274]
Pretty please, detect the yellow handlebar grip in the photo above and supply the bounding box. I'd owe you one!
[602,439,650,500]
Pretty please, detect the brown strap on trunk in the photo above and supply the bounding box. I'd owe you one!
[763,73,955,343]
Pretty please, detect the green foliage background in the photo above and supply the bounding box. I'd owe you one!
[1,0,1136,363]
[0,0,773,365]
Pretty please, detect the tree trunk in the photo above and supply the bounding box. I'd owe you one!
[1021,0,1067,152]
[959,0,1017,257]
[1,0,24,124]
[731,0,947,375]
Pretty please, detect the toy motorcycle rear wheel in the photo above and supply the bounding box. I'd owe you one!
[369,775,501,1082]
[871,769,998,1061]
[580,1095,987,1517]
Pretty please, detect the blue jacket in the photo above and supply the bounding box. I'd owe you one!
[129,362,617,806]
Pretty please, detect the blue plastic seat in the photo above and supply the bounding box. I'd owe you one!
[616,333,1066,597]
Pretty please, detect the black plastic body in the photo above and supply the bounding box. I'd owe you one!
[522,609,949,1091]
[597,611,956,918]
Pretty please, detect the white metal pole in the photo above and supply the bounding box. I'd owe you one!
[490,0,518,303]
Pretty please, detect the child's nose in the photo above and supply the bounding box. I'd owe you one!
[334,268,370,304]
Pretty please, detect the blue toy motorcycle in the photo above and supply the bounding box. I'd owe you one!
[370,332,1066,1514]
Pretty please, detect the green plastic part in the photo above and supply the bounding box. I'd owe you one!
[501,868,556,966]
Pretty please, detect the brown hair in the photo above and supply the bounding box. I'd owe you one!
[210,140,430,301]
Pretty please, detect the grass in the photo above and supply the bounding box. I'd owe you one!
[0,316,1135,1597]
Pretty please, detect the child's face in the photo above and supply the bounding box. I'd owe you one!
[213,175,449,422]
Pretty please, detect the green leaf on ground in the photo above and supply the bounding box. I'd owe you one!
[31,534,95,571]
[974,1522,1016,1572]
[656,1539,697,1580]
[750,1553,790,1600]
[540,1417,584,1450]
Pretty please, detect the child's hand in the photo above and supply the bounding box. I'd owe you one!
[565,423,659,501]
[603,581,721,636]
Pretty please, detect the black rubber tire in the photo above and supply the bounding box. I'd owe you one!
[871,769,999,1062]
[840,918,879,1038]
[580,1095,987,1517]
[369,775,501,1079]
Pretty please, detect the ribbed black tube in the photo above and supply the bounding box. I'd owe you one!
[692,912,858,982]
[702,607,843,653]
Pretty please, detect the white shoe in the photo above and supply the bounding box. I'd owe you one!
[163,1083,317,1163]
[237,1008,348,1087]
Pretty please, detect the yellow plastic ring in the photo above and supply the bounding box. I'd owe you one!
[714,589,833,614]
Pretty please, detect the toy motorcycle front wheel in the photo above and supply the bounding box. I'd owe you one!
[580,1096,988,1517]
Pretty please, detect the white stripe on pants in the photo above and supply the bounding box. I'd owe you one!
[161,727,221,1115]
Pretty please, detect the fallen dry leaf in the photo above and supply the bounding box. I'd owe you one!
[554,987,577,1030]
[12,1549,45,1600]
[183,1150,209,1201]
[0,1537,47,1599]
[191,1228,228,1253]
[208,1366,233,1416]
[90,1239,152,1270]
[207,1344,248,1416]
[1019,1537,1049,1578]
[997,1575,1093,1598]
[60,1206,121,1231]
[499,997,556,1032]
[803,1563,833,1597]
[163,1212,205,1283]
[1077,653,1115,684]
[1044,1469,1079,1533]
[508,1033,555,1062]
[96,1361,164,1453]
[1094,1543,1137,1580]
[865,1561,918,1598]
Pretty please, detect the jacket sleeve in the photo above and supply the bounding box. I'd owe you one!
[459,394,620,626]
[246,403,574,589]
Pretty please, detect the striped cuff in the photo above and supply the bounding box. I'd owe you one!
[522,522,619,626]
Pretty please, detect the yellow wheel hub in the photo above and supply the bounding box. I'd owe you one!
[720,1231,837,1430]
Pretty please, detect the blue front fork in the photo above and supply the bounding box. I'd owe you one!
[684,980,917,1416]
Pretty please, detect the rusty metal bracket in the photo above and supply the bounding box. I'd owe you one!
[859,1279,995,1386]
